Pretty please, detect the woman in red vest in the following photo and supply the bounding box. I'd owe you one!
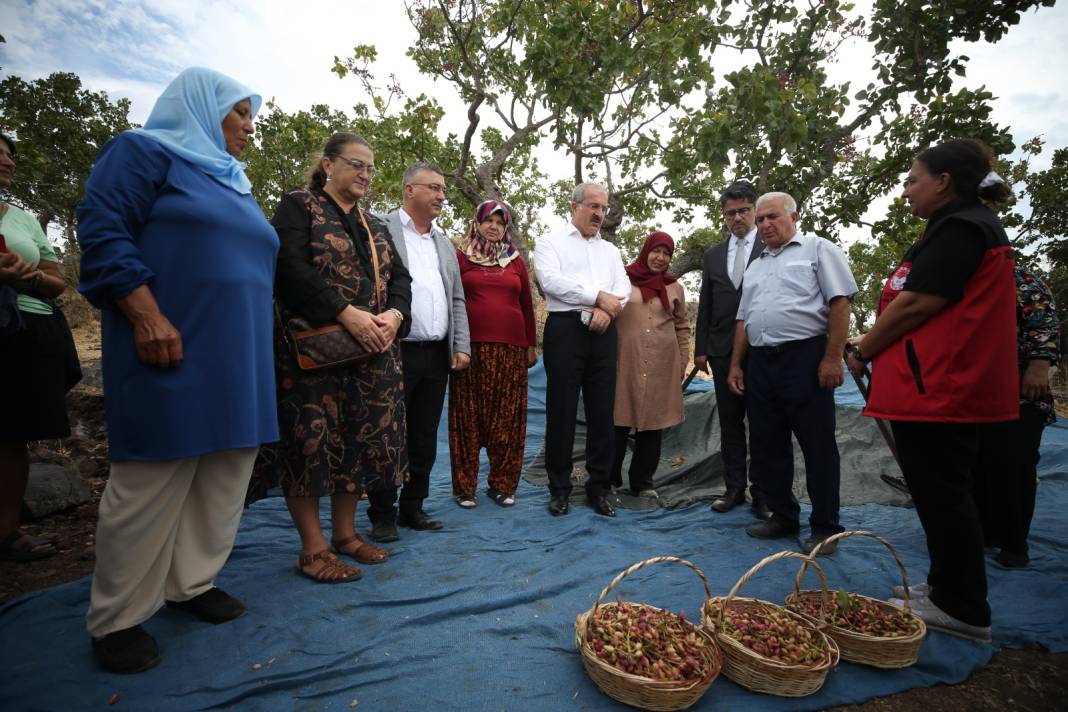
[846,138,1015,643]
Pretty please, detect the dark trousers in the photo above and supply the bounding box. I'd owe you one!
[367,340,449,523]
[610,426,662,493]
[710,353,756,497]
[891,420,990,627]
[973,403,1046,557]
[542,313,616,499]
[745,336,842,535]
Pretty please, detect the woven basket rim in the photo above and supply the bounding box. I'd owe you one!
[576,603,723,690]
[785,589,927,643]
[703,596,840,672]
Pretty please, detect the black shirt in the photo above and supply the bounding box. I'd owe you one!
[903,201,989,301]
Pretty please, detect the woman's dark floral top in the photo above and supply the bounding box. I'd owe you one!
[1016,264,1060,424]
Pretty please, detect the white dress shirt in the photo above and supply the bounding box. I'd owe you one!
[399,208,449,342]
[534,221,631,312]
[725,227,757,285]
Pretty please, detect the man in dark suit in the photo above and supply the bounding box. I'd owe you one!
[694,181,770,520]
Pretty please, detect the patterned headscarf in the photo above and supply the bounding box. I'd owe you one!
[625,231,678,312]
[459,200,520,268]
[134,67,261,194]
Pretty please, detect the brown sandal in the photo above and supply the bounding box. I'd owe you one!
[296,550,362,583]
[332,533,390,564]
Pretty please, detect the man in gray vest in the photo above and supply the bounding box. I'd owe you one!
[367,162,470,542]
[694,181,770,520]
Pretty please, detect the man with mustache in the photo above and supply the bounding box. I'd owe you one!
[694,180,771,520]
[534,182,631,517]
[726,192,857,555]
[368,163,471,542]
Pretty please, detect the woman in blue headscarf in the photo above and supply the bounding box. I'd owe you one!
[77,67,279,674]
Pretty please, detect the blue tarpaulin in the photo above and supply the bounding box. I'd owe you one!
[2,363,1067,711]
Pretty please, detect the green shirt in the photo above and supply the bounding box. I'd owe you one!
[1,203,57,315]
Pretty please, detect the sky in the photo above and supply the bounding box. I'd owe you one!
[1,0,1066,252]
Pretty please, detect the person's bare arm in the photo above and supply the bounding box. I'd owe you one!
[818,296,850,389]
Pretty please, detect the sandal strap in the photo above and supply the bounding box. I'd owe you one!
[298,550,360,581]
[331,534,363,549]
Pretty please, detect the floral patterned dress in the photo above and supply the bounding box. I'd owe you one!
[251,189,411,500]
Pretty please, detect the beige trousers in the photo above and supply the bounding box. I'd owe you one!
[86,447,259,638]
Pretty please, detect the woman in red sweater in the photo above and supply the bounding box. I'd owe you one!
[449,200,538,508]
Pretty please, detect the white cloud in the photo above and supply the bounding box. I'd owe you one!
[2,0,1065,250]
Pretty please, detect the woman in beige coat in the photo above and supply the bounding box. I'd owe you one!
[610,231,690,497]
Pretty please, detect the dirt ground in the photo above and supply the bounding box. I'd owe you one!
[4,308,1067,710]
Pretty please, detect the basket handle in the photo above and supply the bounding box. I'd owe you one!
[587,556,713,638]
[714,550,830,627]
[793,530,914,609]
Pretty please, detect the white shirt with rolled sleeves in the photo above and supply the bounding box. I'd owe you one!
[736,232,857,347]
[398,207,450,342]
[534,221,631,312]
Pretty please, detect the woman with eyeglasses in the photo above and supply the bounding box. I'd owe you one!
[448,200,537,509]
[257,132,412,584]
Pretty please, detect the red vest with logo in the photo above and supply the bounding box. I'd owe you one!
[864,203,1018,423]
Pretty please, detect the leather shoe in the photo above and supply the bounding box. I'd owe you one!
[710,487,745,513]
[92,625,161,674]
[397,510,444,530]
[548,496,570,516]
[369,519,400,543]
[589,495,616,517]
[801,534,838,556]
[750,497,772,521]
[746,516,800,539]
[166,587,245,623]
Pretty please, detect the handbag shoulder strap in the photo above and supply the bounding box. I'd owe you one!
[356,208,384,304]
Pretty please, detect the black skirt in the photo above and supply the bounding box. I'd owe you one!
[0,308,81,441]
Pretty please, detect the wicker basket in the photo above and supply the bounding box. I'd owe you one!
[702,551,840,697]
[784,530,926,668]
[574,556,723,711]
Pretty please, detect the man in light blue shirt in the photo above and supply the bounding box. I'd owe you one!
[727,192,857,555]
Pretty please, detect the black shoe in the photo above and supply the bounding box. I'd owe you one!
[166,587,245,623]
[801,534,839,556]
[993,549,1029,569]
[880,473,911,496]
[750,497,772,521]
[710,487,745,513]
[369,519,400,543]
[746,516,800,539]
[91,625,161,674]
[589,495,616,517]
[548,495,570,516]
[397,510,444,531]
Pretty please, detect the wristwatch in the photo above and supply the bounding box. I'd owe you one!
[387,308,404,323]
[846,343,871,363]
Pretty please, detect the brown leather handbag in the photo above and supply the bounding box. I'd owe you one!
[279,208,385,371]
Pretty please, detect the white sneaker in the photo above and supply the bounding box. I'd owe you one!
[887,596,991,643]
[891,582,932,599]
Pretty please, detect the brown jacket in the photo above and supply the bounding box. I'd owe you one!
[613,283,690,430]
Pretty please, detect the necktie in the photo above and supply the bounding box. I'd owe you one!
[731,237,747,289]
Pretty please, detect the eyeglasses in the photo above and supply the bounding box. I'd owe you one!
[580,202,609,213]
[332,155,376,176]
[724,207,752,218]
[410,182,447,195]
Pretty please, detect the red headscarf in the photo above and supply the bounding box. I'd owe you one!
[625,231,678,312]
